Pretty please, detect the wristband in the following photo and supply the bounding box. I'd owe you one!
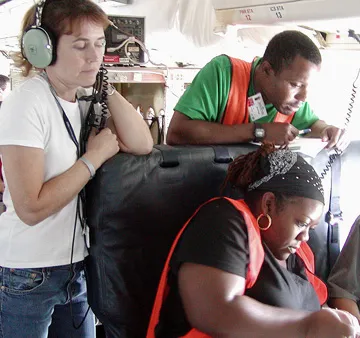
[79,157,96,179]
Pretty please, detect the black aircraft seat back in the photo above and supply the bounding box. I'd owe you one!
[85,144,338,338]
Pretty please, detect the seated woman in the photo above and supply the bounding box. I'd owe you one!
[327,217,360,323]
[147,144,359,338]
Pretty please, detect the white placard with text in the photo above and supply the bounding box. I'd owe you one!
[238,7,256,22]
[247,93,267,121]
[269,4,286,20]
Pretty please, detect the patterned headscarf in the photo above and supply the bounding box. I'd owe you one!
[248,149,324,204]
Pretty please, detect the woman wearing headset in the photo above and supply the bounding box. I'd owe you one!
[0,0,153,337]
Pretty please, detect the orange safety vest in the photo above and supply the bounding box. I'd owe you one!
[146,197,327,338]
[222,57,295,125]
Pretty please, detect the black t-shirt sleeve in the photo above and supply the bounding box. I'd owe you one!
[171,198,249,278]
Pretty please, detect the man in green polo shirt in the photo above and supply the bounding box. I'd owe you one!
[166,30,346,150]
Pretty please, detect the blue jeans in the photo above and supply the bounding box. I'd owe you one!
[0,261,95,338]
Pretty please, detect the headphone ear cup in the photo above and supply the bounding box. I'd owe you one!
[22,26,55,68]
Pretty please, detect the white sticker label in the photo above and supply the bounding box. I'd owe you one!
[134,73,142,82]
[248,93,267,121]
[118,74,128,82]
[269,5,285,20]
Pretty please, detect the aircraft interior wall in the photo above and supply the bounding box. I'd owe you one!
[1,0,360,248]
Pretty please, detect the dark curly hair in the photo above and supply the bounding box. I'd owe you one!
[222,143,298,211]
[223,143,275,191]
[262,30,322,74]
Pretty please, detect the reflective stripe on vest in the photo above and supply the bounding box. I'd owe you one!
[146,197,327,338]
[222,57,295,125]
[298,241,328,305]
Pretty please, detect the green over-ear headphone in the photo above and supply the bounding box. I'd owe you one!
[22,0,56,68]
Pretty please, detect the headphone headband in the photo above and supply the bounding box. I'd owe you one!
[35,1,46,27]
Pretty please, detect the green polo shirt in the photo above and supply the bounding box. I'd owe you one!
[174,55,319,130]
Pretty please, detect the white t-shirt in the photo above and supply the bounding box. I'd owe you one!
[0,75,96,268]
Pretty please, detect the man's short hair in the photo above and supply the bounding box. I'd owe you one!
[0,75,9,91]
[262,30,322,73]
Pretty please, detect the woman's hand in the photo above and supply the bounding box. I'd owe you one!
[85,127,120,169]
[305,308,360,338]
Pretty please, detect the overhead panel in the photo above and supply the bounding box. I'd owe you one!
[212,0,360,32]
[212,0,312,10]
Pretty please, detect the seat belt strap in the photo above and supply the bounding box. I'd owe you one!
[326,155,342,271]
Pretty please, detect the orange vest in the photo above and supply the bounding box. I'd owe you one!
[222,57,295,125]
[146,197,327,338]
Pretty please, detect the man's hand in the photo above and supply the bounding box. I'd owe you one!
[262,122,299,146]
[321,126,349,151]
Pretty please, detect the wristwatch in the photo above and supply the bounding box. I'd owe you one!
[253,123,265,142]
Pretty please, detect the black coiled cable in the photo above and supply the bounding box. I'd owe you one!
[320,152,341,180]
[80,66,111,150]
[319,68,360,179]
[98,66,109,131]
[70,66,113,330]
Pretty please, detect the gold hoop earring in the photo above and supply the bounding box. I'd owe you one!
[257,213,272,231]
